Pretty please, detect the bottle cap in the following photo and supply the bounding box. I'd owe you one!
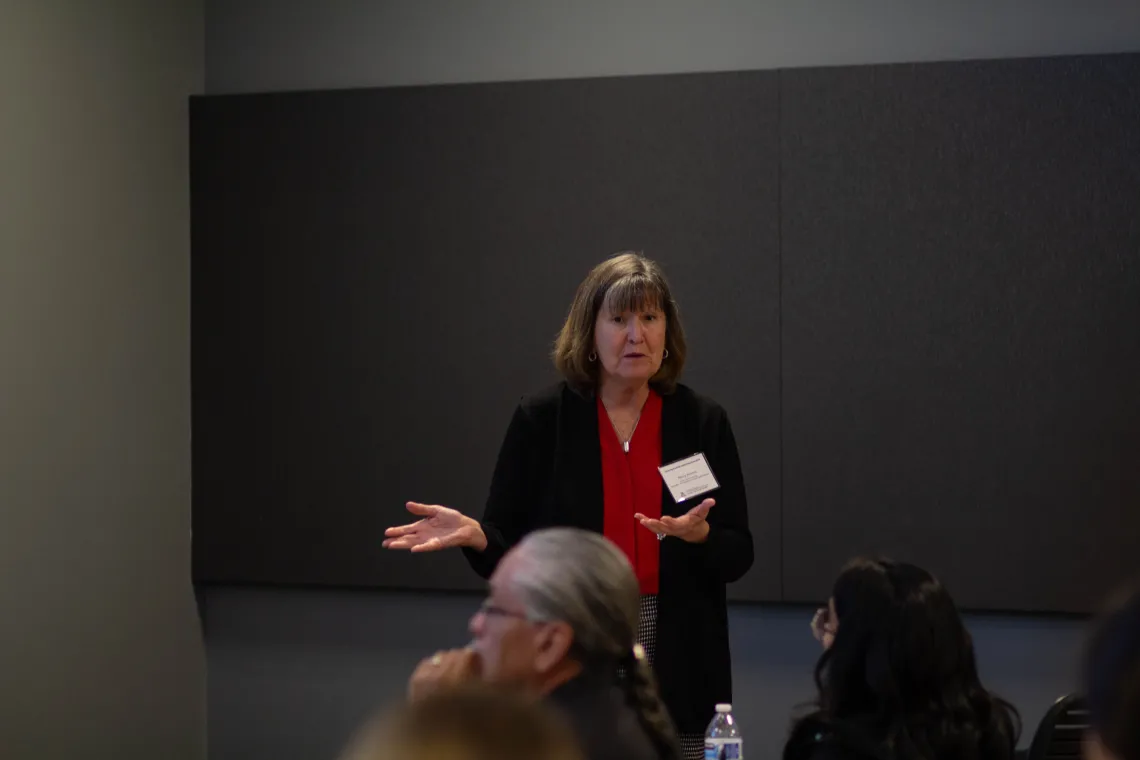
[716,703,732,713]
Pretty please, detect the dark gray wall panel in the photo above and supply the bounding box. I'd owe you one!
[191,71,782,599]
[780,54,1140,613]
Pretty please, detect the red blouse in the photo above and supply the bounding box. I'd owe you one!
[598,390,664,595]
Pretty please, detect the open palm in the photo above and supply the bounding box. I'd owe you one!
[634,498,714,543]
[383,502,482,552]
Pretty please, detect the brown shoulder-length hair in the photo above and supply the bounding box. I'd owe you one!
[552,251,687,394]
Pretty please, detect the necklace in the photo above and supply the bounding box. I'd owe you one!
[606,408,642,453]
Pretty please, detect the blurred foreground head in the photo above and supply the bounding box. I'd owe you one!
[340,684,583,760]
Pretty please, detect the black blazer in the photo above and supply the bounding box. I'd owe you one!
[461,381,754,734]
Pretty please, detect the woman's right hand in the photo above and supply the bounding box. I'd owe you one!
[810,608,827,641]
[382,502,488,553]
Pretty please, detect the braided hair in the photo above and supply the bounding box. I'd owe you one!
[513,529,682,760]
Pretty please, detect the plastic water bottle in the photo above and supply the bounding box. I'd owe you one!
[704,703,742,760]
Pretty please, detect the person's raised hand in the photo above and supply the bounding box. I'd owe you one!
[383,502,487,552]
[407,647,482,702]
[633,498,714,544]
[811,606,837,650]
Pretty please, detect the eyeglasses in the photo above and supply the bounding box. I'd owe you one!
[476,598,531,621]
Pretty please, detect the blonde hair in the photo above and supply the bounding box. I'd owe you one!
[552,251,687,393]
[340,685,583,760]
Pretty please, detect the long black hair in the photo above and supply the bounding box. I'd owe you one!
[784,557,1020,760]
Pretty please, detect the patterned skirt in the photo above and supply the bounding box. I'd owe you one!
[634,594,706,760]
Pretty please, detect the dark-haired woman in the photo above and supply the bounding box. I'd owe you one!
[384,252,754,758]
[787,557,1021,760]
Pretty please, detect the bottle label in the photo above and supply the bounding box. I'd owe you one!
[705,738,742,760]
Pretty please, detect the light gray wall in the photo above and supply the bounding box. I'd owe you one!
[0,1,205,758]
[204,0,1140,92]
[199,3,1139,759]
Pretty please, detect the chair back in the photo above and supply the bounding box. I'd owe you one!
[1026,695,1090,760]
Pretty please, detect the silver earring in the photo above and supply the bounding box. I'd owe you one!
[588,351,597,362]
[663,349,669,359]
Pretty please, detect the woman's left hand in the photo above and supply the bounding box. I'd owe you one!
[634,498,714,544]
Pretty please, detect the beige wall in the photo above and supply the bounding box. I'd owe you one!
[0,1,205,757]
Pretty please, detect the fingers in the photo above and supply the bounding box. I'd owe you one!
[452,647,482,679]
[384,519,424,538]
[635,513,693,535]
[406,501,442,517]
[383,535,424,550]
[408,528,468,552]
[663,515,708,535]
[635,516,669,534]
[685,498,715,518]
[408,648,480,702]
[633,499,713,533]
[408,652,442,701]
[385,526,467,552]
[384,532,446,551]
[409,536,444,553]
[634,510,715,544]
[411,652,441,680]
[435,649,479,684]
[810,609,824,640]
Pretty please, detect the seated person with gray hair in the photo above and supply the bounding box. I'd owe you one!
[408,527,681,760]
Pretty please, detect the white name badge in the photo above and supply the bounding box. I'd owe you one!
[658,453,720,503]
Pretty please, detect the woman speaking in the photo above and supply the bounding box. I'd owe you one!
[383,252,754,759]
